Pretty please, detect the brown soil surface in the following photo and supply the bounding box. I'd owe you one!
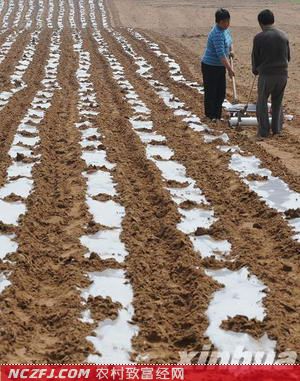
[110,0,300,179]
[0,31,31,89]
[101,1,300,358]
[84,26,217,362]
[0,0,298,364]
[0,30,51,187]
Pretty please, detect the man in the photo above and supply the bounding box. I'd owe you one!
[252,9,290,138]
[201,8,234,123]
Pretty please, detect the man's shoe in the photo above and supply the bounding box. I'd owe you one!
[256,134,268,141]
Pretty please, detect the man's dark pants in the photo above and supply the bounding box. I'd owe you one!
[201,62,226,119]
[257,74,288,137]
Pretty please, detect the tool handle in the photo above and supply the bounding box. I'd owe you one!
[230,57,238,102]
[246,76,257,106]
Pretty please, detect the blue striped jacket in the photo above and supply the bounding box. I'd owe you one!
[202,25,232,66]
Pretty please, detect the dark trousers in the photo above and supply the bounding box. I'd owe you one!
[201,62,226,119]
[257,74,287,137]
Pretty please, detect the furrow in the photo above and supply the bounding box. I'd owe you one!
[21,0,35,29]
[83,0,285,362]
[71,12,139,360]
[89,0,300,357]
[0,30,51,183]
[12,0,24,28]
[81,25,216,367]
[98,1,300,244]
[115,24,300,189]
[0,31,19,65]
[1,0,15,31]
[0,31,41,110]
[0,1,11,31]
[128,28,202,92]
[0,29,63,361]
[16,0,29,30]
[0,1,6,18]
[7,0,21,30]
[0,15,96,361]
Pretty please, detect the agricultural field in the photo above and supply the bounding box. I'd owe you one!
[0,0,299,364]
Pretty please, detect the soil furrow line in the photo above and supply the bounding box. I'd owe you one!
[0,0,14,31]
[71,17,139,361]
[0,26,92,363]
[125,28,202,93]
[136,29,202,83]
[0,27,62,361]
[71,0,134,363]
[88,5,283,363]
[126,25,300,176]
[21,0,35,30]
[119,27,300,191]
[131,28,202,85]
[101,1,300,183]
[19,0,34,30]
[133,26,300,130]
[0,30,19,66]
[51,0,59,29]
[0,1,12,30]
[63,0,71,30]
[31,0,43,30]
[72,0,82,30]
[11,0,24,29]
[36,0,45,29]
[89,0,300,356]
[107,32,300,242]
[0,30,51,186]
[0,31,34,91]
[0,29,42,112]
[0,30,11,48]
[0,2,6,21]
[96,2,300,242]
[40,0,49,29]
[16,0,29,30]
[103,0,202,84]
[6,0,20,30]
[82,22,219,363]
[30,0,44,31]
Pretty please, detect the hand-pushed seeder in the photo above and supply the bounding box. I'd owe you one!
[226,66,265,128]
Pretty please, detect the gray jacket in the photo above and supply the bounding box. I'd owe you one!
[252,26,290,75]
